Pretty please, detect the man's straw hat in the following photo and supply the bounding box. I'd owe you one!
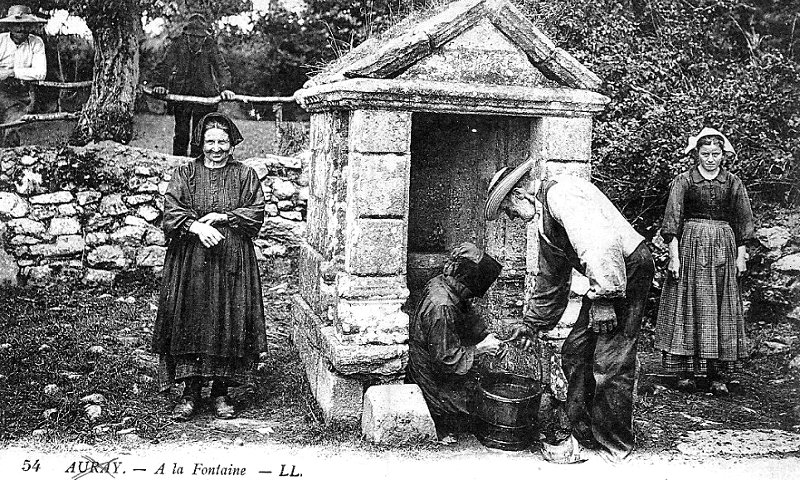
[484,158,536,221]
[0,5,47,25]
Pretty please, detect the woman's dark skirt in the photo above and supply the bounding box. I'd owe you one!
[152,229,267,392]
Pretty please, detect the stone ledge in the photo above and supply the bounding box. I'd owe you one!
[291,302,363,424]
[291,294,408,376]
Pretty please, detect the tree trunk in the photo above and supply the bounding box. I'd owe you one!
[70,7,141,145]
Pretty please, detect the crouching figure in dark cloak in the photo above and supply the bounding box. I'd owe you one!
[406,242,504,438]
[152,112,267,421]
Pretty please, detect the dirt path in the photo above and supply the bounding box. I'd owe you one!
[2,273,799,477]
[2,435,799,480]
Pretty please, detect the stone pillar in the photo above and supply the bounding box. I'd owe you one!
[291,109,413,424]
[338,109,412,345]
[528,116,594,344]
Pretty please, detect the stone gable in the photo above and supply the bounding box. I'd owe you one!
[304,0,600,91]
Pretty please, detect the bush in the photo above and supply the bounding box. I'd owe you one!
[524,0,800,233]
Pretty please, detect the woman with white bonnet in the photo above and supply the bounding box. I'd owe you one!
[655,127,754,395]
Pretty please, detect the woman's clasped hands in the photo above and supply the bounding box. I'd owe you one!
[189,212,228,248]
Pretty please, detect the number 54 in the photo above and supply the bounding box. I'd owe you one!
[22,459,41,472]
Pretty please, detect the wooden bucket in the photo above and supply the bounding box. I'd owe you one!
[474,372,542,451]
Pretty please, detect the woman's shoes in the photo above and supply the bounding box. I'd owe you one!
[172,396,198,421]
[710,380,729,396]
[675,377,697,393]
[171,395,236,420]
[213,396,236,419]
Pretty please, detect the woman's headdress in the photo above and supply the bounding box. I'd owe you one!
[684,127,735,155]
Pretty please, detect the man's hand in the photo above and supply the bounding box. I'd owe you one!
[152,86,168,96]
[589,300,617,334]
[475,333,502,356]
[506,324,538,352]
[197,212,228,225]
[220,90,236,100]
[188,221,224,248]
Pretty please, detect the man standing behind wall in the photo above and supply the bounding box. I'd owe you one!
[0,4,46,146]
[152,13,235,157]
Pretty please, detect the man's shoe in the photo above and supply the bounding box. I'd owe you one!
[213,396,235,419]
[541,435,587,464]
[172,396,198,421]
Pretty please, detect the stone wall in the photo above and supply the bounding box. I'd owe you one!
[748,207,800,332]
[0,142,307,286]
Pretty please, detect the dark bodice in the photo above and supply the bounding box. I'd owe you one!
[661,167,754,245]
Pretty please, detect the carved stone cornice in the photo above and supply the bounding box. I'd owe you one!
[295,78,610,117]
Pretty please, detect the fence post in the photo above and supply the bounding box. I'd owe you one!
[273,102,284,154]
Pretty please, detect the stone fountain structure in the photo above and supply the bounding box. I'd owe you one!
[292,0,610,422]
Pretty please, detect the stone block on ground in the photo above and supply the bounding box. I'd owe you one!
[361,384,436,445]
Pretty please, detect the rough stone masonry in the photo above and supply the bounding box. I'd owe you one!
[0,142,308,286]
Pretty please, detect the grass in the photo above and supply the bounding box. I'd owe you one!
[0,270,361,447]
[0,273,169,443]
[2,267,798,452]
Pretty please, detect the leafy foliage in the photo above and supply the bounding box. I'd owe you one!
[519,0,800,234]
[216,0,427,95]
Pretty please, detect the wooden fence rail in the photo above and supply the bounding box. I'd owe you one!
[0,82,299,151]
[140,85,295,106]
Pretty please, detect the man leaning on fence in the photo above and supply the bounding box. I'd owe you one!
[151,13,235,158]
[0,5,46,146]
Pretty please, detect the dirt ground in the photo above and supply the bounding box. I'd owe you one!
[1,271,799,480]
[1,270,798,450]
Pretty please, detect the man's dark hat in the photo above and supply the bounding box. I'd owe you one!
[446,243,502,299]
[183,13,210,36]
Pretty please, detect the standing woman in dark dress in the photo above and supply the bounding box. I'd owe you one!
[655,127,754,395]
[152,112,267,420]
